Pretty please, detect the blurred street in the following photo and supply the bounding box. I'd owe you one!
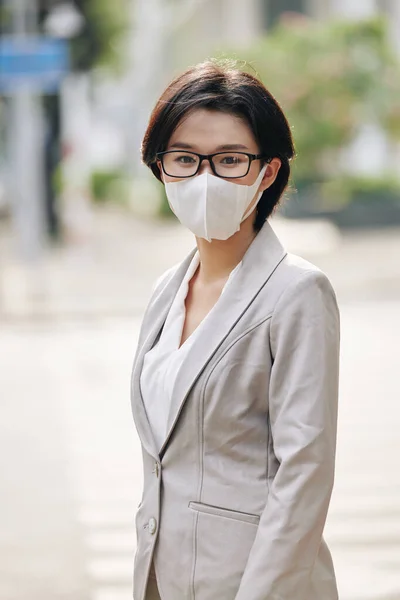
[0,212,399,600]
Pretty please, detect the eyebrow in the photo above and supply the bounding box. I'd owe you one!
[168,142,251,152]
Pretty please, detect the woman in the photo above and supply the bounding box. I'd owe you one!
[131,60,340,600]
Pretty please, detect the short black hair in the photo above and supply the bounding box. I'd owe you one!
[142,60,295,231]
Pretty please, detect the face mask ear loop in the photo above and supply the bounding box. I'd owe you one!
[241,165,268,222]
[203,172,212,243]
[242,191,264,222]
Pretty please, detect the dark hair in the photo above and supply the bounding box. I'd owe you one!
[142,60,295,231]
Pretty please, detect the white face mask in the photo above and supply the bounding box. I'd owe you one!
[164,166,267,242]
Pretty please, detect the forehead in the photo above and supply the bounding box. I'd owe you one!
[168,108,258,151]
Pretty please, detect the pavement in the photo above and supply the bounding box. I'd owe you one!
[1,205,400,319]
[0,207,400,600]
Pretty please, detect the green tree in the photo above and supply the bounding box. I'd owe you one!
[227,16,400,185]
[38,0,129,72]
[71,0,128,71]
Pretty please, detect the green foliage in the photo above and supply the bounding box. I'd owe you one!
[36,1,128,71]
[70,0,129,72]
[225,16,400,183]
[52,163,64,197]
[90,169,130,205]
[0,4,12,35]
[321,174,400,208]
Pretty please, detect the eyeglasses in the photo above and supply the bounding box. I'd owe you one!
[156,150,268,179]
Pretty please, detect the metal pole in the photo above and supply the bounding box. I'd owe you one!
[10,0,46,263]
[0,0,49,317]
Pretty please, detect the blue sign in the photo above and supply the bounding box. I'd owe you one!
[0,36,69,94]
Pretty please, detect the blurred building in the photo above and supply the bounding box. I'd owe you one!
[121,0,399,182]
[169,0,400,68]
[4,0,396,219]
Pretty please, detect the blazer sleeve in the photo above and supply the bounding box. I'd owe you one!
[235,269,340,600]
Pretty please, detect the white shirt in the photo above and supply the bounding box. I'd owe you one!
[140,252,241,452]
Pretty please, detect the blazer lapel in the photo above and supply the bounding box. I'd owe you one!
[159,221,287,457]
[131,250,197,458]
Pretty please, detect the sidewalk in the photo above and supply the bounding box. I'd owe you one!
[1,206,400,320]
[1,304,399,600]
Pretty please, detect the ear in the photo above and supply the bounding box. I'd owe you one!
[259,158,282,192]
[157,159,164,183]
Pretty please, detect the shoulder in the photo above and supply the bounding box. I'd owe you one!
[278,251,330,281]
[270,252,339,330]
[274,252,337,301]
[268,254,340,359]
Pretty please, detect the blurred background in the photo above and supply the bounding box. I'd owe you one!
[0,1,400,599]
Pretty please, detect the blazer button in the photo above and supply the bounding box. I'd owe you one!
[148,517,157,535]
[152,462,160,477]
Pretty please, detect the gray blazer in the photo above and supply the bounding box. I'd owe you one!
[131,221,340,600]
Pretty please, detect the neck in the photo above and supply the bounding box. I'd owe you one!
[195,217,257,284]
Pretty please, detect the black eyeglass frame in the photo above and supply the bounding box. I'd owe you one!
[156,150,270,179]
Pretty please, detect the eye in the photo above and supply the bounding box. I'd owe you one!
[220,155,241,165]
[174,154,196,164]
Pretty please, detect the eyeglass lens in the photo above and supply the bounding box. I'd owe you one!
[162,151,251,178]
